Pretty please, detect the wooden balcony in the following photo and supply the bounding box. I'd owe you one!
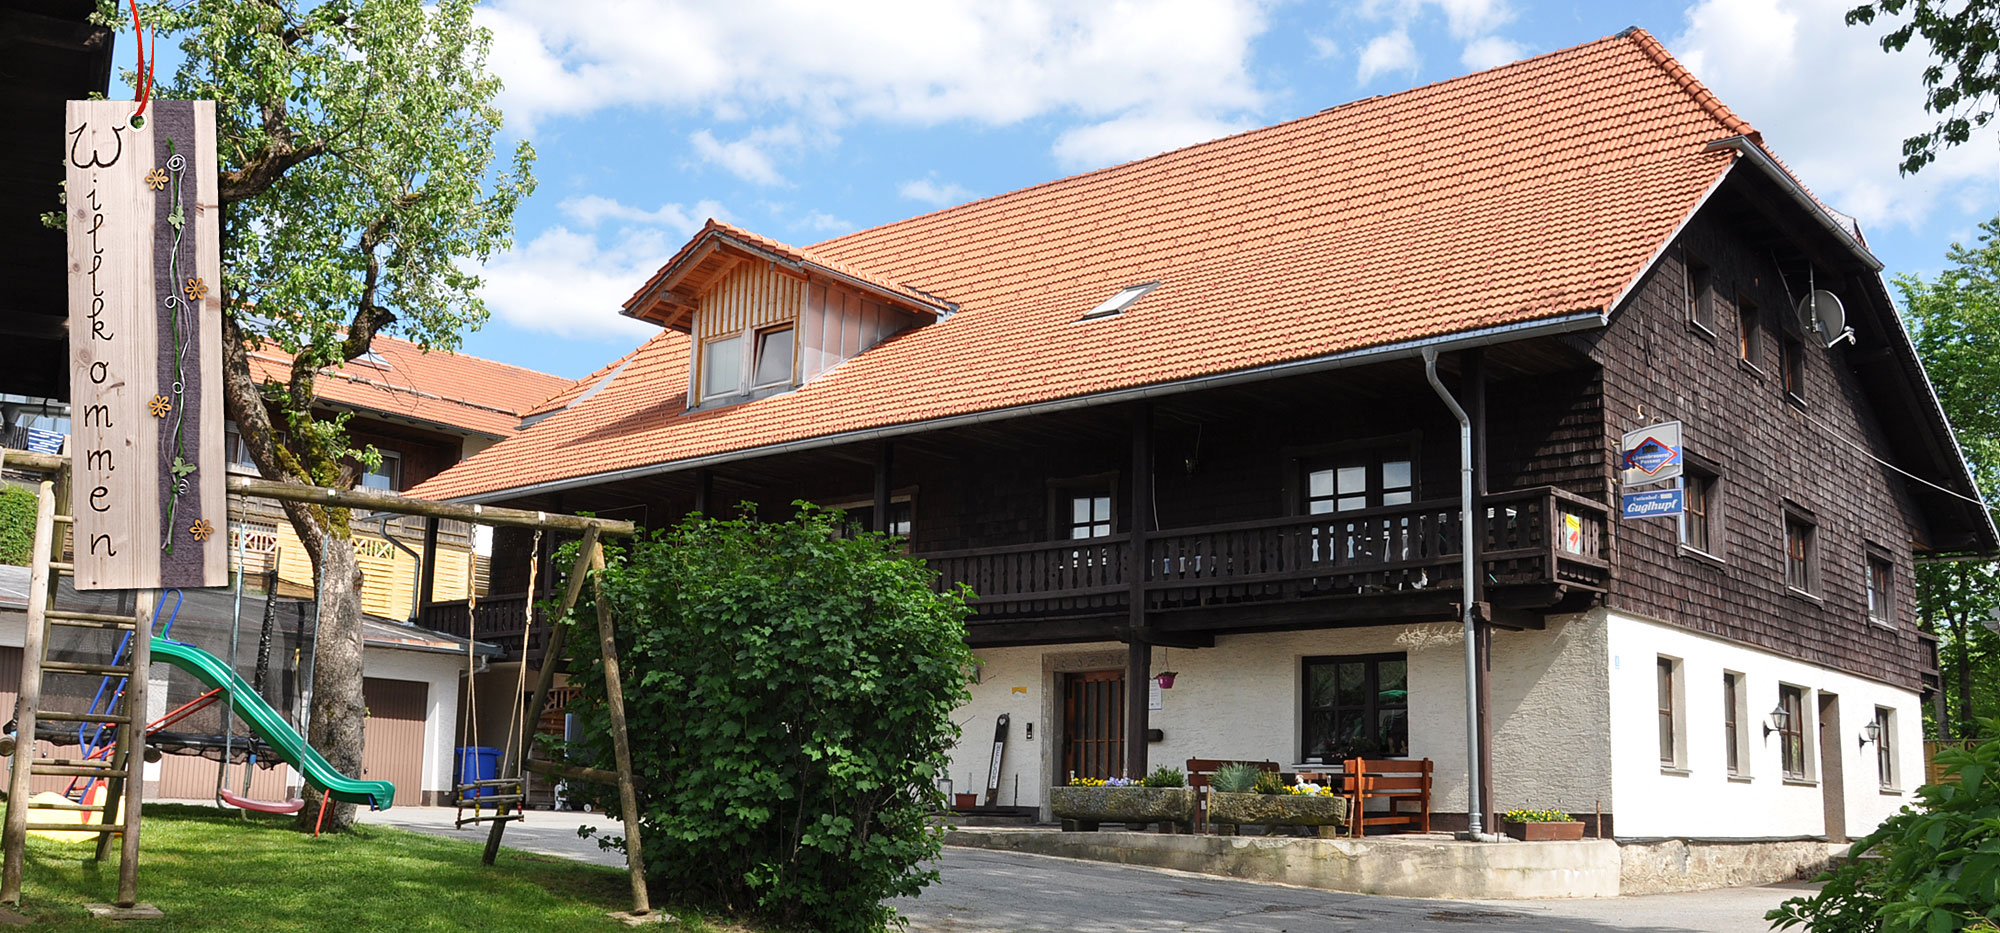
[414,593,555,664]
[922,486,1610,645]
[414,486,1611,658]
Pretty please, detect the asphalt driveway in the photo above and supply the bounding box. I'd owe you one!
[894,847,1808,933]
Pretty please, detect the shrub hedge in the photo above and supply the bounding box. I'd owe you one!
[0,485,38,566]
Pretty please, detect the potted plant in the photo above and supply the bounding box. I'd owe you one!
[1206,765,1348,837]
[1050,766,1196,833]
[1501,807,1585,841]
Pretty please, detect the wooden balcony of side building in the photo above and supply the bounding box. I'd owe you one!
[418,485,1609,662]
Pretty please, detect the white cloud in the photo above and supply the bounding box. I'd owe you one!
[477,226,671,340]
[1357,28,1419,84]
[558,195,725,235]
[899,174,975,207]
[800,210,853,233]
[689,124,805,187]
[1309,35,1342,60]
[1460,35,1527,70]
[477,0,1270,166]
[1671,0,1998,235]
[1051,109,1255,171]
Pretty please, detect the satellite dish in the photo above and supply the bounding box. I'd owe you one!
[1796,289,1855,348]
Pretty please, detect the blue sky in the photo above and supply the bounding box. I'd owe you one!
[375,1,2000,378]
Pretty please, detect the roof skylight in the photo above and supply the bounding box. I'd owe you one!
[1081,281,1160,320]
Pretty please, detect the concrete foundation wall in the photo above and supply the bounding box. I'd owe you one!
[947,828,1622,899]
[1618,838,1838,895]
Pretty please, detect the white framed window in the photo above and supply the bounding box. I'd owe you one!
[752,325,795,387]
[1873,706,1897,790]
[1658,656,1686,770]
[1723,670,1749,777]
[701,334,743,399]
[360,449,402,491]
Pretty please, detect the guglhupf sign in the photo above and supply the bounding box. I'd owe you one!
[65,100,226,590]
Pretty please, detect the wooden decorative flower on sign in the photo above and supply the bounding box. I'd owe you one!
[188,520,214,542]
[145,168,169,190]
[148,395,172,418]
[182,277,208,302]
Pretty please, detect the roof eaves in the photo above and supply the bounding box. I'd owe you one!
[437,308,1610,505]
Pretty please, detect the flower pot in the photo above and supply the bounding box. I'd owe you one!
[1503,820,1585,841]
[1049,785,1196,833]
[953,793,979,810]
[1208,791,1349,837]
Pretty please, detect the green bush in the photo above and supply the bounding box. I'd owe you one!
[561,505,974,933]
[1769,721,2000,933]
[0,486,37,566]
[1140,766,1185,788]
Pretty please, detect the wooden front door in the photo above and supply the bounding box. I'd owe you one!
[1062,670,1126,781]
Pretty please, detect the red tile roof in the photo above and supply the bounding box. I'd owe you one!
[250,334,571,438]
[410,28,1773,502]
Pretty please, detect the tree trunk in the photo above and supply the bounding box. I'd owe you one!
[296,537,368,832]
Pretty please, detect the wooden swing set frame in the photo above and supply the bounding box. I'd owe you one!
[0,449,656,919]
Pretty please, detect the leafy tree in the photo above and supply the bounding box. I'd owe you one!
[1846,0,1999,174]
[1767,721,2000,932]
[125,0,534,830]
[561,506,973,933]
[1893,217,2000,740]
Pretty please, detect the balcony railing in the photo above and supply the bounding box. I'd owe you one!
[922,486,1609,620]
[413,485,1611,659]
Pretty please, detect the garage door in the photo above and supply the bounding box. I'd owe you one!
[362,677,427,807]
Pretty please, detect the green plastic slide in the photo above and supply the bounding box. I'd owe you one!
[149,637,395,811]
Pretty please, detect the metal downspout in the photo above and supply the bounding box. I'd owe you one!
[1423,347,1495,841]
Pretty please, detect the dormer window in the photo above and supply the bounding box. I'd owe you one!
[753,326,795,387]
[1081,281,1160,321]
[701,334,743,400]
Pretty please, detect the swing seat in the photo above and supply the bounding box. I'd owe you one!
[220,789,304,815]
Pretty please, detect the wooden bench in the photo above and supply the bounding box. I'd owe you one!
[1185,758,1279,834]
[1343,757,1432,836]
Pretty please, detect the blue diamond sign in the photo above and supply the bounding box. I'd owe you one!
[1620,421,1683,488]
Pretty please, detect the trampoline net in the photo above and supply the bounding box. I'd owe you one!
[33,575,314,768]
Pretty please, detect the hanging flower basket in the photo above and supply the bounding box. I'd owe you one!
[1208,791,1349,837]
[1050,785,1196,833]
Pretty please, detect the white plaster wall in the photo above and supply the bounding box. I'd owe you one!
[1605,611,1923,840]
[362,647,464,796]
[949,645,1047,808]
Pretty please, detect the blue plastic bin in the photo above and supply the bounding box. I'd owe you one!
[455,746,499,802]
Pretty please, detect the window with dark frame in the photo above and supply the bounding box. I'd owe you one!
[1067,492,1112,540]
[1782,337,1805,400]
[1303,452,1414,514]
[1658,657,1679,767]
[1779,685,1807,779]
[1867,554,1895,623]
[1680,469,1716,554]
[1874,707,1895,788]
[1738,295,1762,364]
[359,448,402,491]
[1302,653,1409,762]
[1785,513,1816,593]
[1723,671,1743,776]
[1687,257,1715,332]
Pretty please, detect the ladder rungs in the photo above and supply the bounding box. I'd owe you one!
[51,514,73,525]
[45,609,140,627]
[456,779,521,788]
[460,794,526,805]
[454,814,522,828]
[36,711,131,725]
[47,561,73,573]
[40,660,133,676]
[25,801,107,812]
[28,766,120,778]
[20,823,119,834]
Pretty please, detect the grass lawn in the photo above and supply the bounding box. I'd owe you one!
[0,804,735,931]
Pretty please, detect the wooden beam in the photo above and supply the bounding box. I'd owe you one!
[590,542,653,917]
[521,757,619,787]
[225,475,637,536]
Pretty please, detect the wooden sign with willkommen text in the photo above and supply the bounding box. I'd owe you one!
[65,100,226,590]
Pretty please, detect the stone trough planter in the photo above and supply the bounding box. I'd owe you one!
[1503,820,1585,842]
[1050,785,1196,834]
[1208,791,1350,837]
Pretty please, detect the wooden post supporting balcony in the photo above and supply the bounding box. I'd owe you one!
[693,468,713,517]
[1125,404,1153,780]
[873,441,893,534]
[418,515,440,617]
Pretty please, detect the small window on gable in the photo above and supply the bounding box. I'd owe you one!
[1680,465,1718,556]
[1687,257,1715,333]
[1785,511,1817,593]
[753,325,795,387]
[1867,552,1896,624]
[1081,281,1160,320]
[1782,336,1806,402]
[702,334,743,400]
